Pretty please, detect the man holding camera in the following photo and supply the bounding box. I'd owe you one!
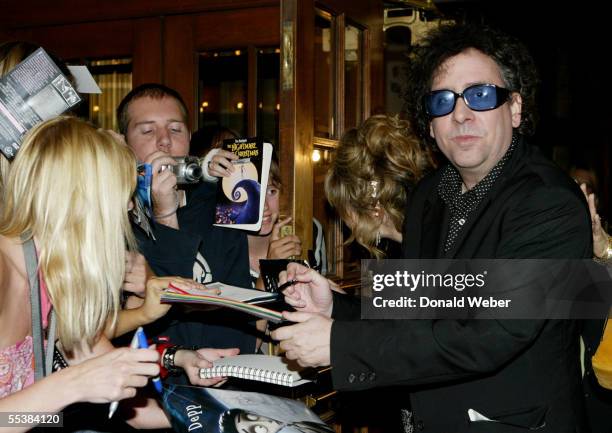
[117,84,256,363]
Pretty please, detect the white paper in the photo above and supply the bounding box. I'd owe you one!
[468,408,496,422]
[197,282,278,304]
[67,65,101,94]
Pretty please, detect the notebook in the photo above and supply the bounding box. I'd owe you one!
[199,354,314,387]
[160,282,284,322]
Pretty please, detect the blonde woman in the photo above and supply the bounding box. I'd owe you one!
[0,116,169,431]
[1,42,178,345]
[325,114,433,258]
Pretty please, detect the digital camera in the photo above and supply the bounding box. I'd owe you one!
[161,156,203,184]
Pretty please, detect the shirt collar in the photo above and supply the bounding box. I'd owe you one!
[438,134,518,208]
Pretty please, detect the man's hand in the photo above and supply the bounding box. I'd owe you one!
[280,263,333,317]
[144,150,180,224]
[268,217,302,259]
[270,311,332,368]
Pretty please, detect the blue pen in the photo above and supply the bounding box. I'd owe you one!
[136,327,163,394]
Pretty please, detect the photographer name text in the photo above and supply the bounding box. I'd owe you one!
[372,296,511,309]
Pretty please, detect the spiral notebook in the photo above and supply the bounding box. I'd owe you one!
[199,354,314,387]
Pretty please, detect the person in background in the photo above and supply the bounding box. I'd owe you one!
[581,183,611,262]
[325,114,432,258]
[570,164,598,197]
[191,125,240,158]
[246,158,301,288]
[579,181,612,432]
[324,114,432,431]
[117,84,256,374]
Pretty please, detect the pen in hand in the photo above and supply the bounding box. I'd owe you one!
[108,327,141,419]
[277,279,298,292]
[136,327,163,395]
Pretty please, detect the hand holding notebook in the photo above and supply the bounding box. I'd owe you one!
[199,354,315,387]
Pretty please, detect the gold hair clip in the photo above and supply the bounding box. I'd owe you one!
[369,180,379,199]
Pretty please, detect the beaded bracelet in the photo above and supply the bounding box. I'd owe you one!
[162,345,185,376]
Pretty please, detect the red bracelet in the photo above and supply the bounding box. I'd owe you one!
[155,339,173,379]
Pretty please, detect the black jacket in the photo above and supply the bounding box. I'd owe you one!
[330,137,592,432]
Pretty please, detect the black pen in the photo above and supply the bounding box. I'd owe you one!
[277,279,298,292]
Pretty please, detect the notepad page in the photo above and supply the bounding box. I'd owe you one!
[199,354,312,387]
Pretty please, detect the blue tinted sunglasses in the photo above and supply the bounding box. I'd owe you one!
[425,84,511,117]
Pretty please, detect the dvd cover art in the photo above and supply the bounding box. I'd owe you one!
[214,137,272,231]
[162,385,332,433]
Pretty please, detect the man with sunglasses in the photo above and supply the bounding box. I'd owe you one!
[272,24,595,433]
[397,23,595,432]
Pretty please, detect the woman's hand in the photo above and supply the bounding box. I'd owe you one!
[123,252,154,297]
[207,150,237,178]
[580,183,609,258]
[268,217,302,259]
[174,347,240,386]
[67,347,160,403]
[141,276,219,323]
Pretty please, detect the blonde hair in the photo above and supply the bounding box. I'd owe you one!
[325,115,432,257]
[0,116,137,352]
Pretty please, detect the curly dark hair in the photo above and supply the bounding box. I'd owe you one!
[405,23,539,146]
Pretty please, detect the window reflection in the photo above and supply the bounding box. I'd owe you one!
[198,49,248,137]
[313,145,335,274]
[87,58,132,130]
[257,48,280,146]
[314,12,335,139]
[344,24,363,130]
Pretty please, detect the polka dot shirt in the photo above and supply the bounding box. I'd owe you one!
[438,134,518,252]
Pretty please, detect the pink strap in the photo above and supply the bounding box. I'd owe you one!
[38,272,52,329]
